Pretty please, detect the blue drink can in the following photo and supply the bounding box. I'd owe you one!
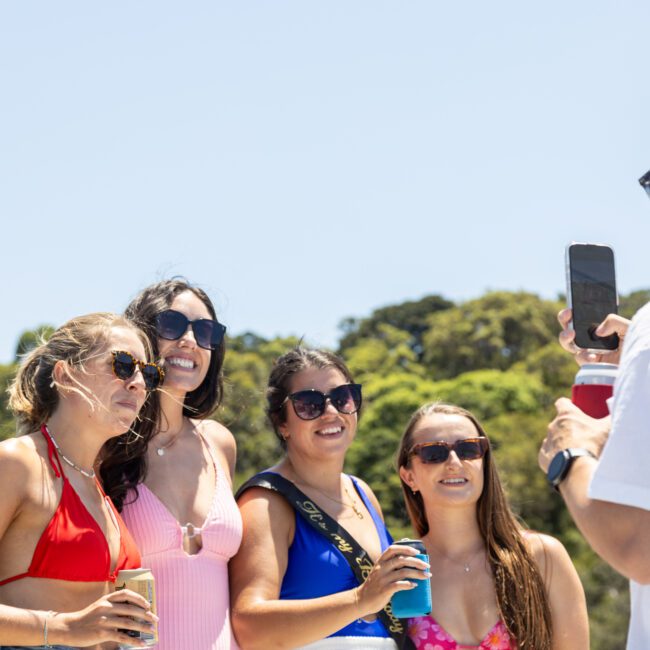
[390,539,431,618]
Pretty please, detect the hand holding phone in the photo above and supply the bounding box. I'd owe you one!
[565,242,619,351]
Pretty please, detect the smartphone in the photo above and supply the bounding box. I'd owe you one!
[565,242,619,350]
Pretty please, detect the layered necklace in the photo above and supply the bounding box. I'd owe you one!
[45,424,96,479]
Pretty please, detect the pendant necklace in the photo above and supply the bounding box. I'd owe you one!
[293,473,364,519]
[430,544,484,573]
[155,422,186,456]
[45,424,96,479]
[156,436,179,456]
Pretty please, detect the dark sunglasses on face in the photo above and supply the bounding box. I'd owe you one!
[112,350,165,391]
[409,437,489,464]
[284,383,363,421]
[155,309,226,351]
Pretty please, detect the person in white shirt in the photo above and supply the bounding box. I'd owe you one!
[539,306,650,649]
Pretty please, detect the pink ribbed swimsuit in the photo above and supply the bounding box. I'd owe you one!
[121,440,243,650]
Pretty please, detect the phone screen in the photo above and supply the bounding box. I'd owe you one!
[567,244,618,350]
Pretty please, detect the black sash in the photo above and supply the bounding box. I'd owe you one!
[236,472,415,650]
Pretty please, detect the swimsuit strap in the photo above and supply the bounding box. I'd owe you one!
[40,423,64,479]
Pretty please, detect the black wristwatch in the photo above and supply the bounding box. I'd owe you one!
[547,448,596,491]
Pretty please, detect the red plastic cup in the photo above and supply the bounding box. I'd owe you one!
[571,363,617,419]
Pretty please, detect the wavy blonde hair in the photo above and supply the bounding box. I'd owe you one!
[8,312,153,434]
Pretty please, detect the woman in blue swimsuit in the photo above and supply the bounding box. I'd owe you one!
[231,348,429,650]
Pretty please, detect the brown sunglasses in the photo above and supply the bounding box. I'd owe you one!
[409,437,489,464]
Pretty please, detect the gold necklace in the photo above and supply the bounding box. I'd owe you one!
[293,475,364,520]
[429,544,484,573]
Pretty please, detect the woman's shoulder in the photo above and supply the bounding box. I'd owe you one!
[194,418,237,477]
[521,530,573,580]
[0,433,42,471]
[0,434,44,504]
[194,417,236,449]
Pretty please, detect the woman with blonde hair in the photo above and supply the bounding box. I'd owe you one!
[0,313,162,649]
[397,403,588,650]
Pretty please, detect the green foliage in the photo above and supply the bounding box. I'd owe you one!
[339,294,453,359]
[344,324,424,383]
[0,363,17,441]
[220,334,302,483]
[14,324,55,362]
[422,292,562,378]
[620,290,650,319]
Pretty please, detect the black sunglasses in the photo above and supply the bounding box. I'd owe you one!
[112,351,165,391]
[409,437,489,464]
[284,384,362,421]
[155,309,226,351]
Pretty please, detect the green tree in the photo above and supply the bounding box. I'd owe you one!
[620,289,650,319]
[422,292,562,379]
[344,324,424,384]
[339,294,453,359]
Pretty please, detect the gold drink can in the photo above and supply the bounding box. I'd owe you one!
[115,568,158,647]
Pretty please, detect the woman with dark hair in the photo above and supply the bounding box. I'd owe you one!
[230,347,429,650]
[397,403,588,650]
[103,279,242,650]
[0,312,161,648]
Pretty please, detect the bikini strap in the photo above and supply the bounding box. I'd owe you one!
[40,423,64,479]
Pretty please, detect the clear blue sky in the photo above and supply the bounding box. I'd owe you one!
[1,2,649,364]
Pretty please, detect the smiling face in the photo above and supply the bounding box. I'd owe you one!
[63,325,149,434]
[157,290,212,396]
[399,412,485,509]
[278,366,357,460]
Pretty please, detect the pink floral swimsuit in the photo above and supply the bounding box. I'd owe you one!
[408,615,516,650]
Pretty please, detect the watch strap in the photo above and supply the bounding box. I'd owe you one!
[548,448,596,491]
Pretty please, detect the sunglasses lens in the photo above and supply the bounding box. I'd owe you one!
[418,444,449,464]
[142,364,163,390]
[192,319,225,350]
[330,384,362,414]
[113,352,136,381]
[291,391,326,420]
[156,310,188,341]
[456,440,485,460]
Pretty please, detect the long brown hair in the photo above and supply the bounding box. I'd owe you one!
[397,403,552,650]
[102,279,226,510]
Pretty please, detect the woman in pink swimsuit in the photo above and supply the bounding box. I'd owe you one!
[397,403,589,650]
[102,280,242,650]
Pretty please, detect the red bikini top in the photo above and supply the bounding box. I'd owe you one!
[0,424,141,586]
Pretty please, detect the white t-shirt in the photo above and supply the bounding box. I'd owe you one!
[590,302,650,650]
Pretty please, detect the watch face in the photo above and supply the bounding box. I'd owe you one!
[547,450,569,487]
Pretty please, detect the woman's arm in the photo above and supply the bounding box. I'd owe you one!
[0,592,157,647]
[527,533,589,650]
[230,487,428,650]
